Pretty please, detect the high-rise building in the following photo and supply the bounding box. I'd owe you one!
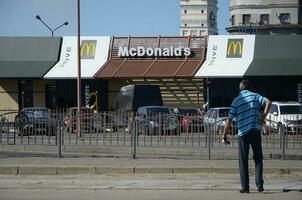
[226,0,302,34]
[180,0,218,36]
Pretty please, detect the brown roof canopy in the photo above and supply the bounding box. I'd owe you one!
[94,36,206,79]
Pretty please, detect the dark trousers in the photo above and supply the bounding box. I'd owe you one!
[238,130,264,189]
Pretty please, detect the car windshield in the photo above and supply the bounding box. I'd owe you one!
[218,109,230,117]
[146,107,170,114]
[24,109,49,118]
[280,105,302,115]
[177,108,199,115]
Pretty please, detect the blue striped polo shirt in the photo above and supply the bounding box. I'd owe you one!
[228,90,267,136]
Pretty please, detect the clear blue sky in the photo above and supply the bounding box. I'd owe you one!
[0,0,229,37]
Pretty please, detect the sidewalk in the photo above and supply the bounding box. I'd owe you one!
[1,154,302,176]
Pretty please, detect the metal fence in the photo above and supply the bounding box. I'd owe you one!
[0,109,301,160]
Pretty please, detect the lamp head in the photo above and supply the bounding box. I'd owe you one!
[35,15,41,20]
[64,22,68,26]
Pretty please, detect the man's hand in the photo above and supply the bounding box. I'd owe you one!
[222,136,230,144]
[222,119,231,144]
[259,112,266,124]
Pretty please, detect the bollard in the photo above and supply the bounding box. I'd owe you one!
[57,121,62,158]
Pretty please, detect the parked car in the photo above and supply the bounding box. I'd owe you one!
[0,115,9,133]
[265,101,302,134]
[203,107,236,135]
[14,107,56,136]
[135,106,179,135]
[173,108,204,133]
[64,107,101,133]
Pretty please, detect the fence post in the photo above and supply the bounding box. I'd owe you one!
[281,124,286,160]
[131,121,137,159]
[57,121,62,158]
[208,125,211,160]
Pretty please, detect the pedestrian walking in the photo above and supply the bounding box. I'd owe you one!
[222,80,271,193]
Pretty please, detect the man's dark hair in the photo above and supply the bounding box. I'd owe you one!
[239,80,251,91]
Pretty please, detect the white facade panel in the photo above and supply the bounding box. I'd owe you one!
[44,36,110,79]
[195,35,255,77]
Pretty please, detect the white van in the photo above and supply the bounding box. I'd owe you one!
[265,101,302,134]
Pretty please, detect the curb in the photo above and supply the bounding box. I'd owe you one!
[1,166,301,176]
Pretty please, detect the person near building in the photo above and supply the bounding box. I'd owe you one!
[222,80,271,193]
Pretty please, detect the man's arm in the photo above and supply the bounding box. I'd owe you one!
[222,119,231,140]
[260,98,272,124]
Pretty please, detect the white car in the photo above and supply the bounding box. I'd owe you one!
[204,107,232,134]
[265,101,302,134]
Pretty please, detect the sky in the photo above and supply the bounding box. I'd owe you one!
[0,0,229,37]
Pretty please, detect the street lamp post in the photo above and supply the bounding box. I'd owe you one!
[76,0,82,137]
[35,15,68,37]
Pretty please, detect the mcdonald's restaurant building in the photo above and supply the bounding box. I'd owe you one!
[0,35,301,111]
[0,36,206,111]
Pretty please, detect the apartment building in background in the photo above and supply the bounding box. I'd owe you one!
[180,0,218,36]
[226,0,302,34]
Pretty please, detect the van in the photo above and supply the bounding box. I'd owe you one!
[115,84,163,112]
[113,84,163,132]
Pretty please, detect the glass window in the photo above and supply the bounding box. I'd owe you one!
[209,110,217,119]
[182,30,189,36]
[231,15,235,26]
[260,14,269,24]
[242,14,251,25]
[191,30,198,36]
[218,109,230,117]
[201,10,204,13]
[279,13,290,24]
[269,104,278,114]
[184,10,187,14]
[280,105,302,115]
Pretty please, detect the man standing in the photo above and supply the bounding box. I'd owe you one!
[222,80,271,193]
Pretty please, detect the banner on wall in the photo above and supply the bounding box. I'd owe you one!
[44,36,110,79]
[195,35,255,78]
[84,84,98,111]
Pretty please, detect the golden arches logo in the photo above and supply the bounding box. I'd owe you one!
[226,39,243,58]
[80,40,97,59]
[88,92,98,111]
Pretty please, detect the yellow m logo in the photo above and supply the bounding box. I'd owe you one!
[227,39,243,58]
[80,40,97,59]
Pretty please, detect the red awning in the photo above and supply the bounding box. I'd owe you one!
[94,36,206,79]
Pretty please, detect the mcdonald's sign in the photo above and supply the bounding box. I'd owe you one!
[226,39,243,58]
[80,40,97,59]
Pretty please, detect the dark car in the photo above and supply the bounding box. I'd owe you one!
[14,107,56,136]
[173,108,204,133]
[135,106,179,135]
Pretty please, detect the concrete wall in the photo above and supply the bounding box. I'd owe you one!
[0,80,18,110]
